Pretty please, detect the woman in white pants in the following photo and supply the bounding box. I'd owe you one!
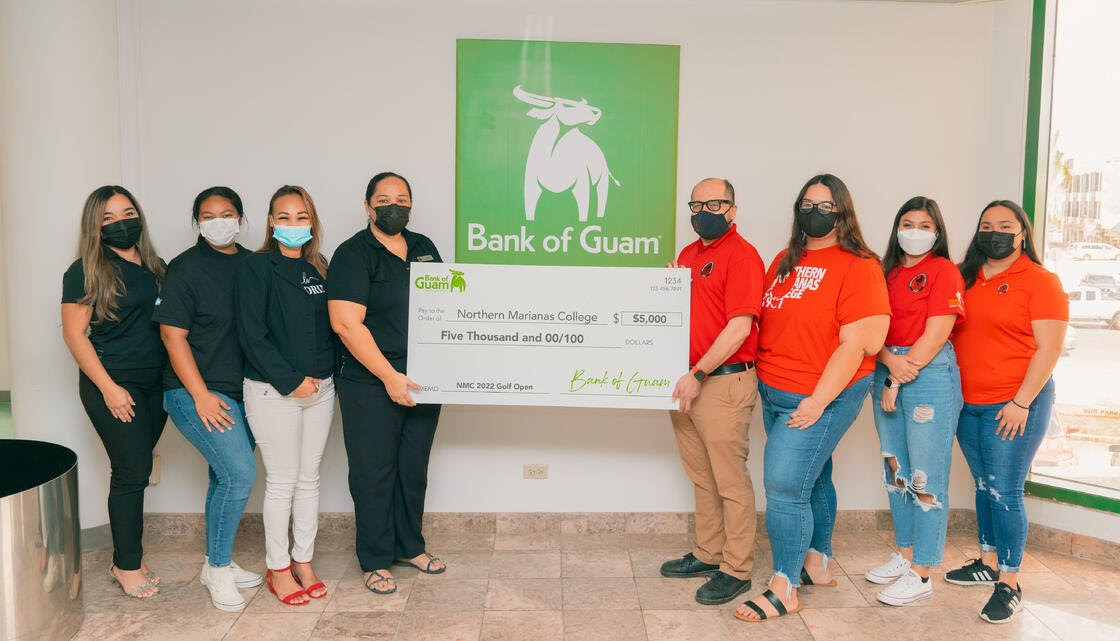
[237,185,336,606]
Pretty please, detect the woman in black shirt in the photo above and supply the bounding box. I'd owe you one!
[61,185,166,599]
[155,186,262,612]
[328,172,446,595]
[238,185,335,605]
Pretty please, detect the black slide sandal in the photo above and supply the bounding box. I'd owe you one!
[733,588,804,622]
[801,566,838,587]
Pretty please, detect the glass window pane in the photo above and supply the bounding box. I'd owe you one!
[1036,0,1120,496]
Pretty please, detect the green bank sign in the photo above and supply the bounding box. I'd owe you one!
[456,39,680,266]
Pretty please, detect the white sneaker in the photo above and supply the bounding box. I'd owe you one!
[203,556,263,588]
[200,564,247,612]
[877,569,933,606]
[864,552,911,585]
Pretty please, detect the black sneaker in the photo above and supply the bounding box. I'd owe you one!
[695,571,752,605]
[980,582,1022,624]
[660,552,719,578]
[945,558,999,586]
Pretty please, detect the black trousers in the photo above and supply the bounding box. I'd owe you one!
[337,376,441,572]
[78,367,166,570]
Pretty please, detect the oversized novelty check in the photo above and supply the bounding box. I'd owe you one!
[407,263,690,409]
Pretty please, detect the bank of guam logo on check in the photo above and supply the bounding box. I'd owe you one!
[414,269,467,293]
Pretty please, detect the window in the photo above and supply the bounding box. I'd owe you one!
[1028,0,1120,509]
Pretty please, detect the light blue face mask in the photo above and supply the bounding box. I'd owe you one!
[273,224,312,248]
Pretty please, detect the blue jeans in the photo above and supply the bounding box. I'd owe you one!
[871,343,962,567]
[956,378,1054,573]
[164,387,256,567]
[760,375,873,589]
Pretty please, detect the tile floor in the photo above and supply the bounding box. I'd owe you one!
[70,529,1120,641]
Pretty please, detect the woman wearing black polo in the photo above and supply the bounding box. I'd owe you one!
[328,171,446,595]
[61,185,166,599]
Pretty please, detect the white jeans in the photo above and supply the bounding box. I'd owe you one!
[243,376,335,570]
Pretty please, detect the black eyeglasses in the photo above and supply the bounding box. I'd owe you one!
[688,199,734,214]
[798,199,838,214]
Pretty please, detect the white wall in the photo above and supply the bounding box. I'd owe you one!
[0,202,10,392]
[111,0,1036,519]
[1,0,124,527]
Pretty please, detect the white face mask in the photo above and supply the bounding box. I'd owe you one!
[199,217,240,247]
[897,228,937,256]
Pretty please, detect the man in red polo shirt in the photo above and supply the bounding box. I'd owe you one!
[660,178,765,605]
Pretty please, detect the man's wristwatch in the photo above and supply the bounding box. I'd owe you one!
[690,366,707,382]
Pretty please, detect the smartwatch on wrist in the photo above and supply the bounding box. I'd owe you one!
[884,377,895,389]
[690,366,707,382]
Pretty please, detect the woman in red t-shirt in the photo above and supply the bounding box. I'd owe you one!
[864,197,964,607]
[735,174,890,623]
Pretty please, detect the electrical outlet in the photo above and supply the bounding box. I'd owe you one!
[523,463,548,480]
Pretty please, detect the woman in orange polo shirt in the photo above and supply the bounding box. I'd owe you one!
[946,200,1067,624]
[734,174,890,623]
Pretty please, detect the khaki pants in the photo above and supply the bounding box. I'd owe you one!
[669,368,758,580]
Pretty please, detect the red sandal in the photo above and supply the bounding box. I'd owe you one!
[292,560,328,599]
[266,566,309,605]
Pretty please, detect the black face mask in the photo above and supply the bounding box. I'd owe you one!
[976,230,1020,259]
[101,217,143,249]
[690,211,730,241]
[373,204,410,236]
[796,205,837,239]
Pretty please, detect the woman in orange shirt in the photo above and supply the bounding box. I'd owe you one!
[735,174,890,623]
[946,201,1067,624]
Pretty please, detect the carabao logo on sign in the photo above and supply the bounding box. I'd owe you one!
[456,39,680,267]
[513,85,620,223]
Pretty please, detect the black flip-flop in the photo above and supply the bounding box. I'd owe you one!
[733,589,804,622]
[394,554,446,575]
[364,570,397,594]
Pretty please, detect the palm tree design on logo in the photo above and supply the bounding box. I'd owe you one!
[513,85,620,223]
[449,269,467,293]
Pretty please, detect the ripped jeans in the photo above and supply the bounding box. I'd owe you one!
[871,343,962,567]
[957,378,1055,573]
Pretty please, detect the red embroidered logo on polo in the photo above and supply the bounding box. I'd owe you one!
[908,273,927,293]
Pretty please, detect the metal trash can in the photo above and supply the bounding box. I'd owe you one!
[0,440,83,641]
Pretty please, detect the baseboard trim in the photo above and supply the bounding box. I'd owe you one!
[81,523,112,553]
[114,509,1119,569]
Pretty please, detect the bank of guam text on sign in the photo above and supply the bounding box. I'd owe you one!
[455,39,680,267]
[407,263,690,409]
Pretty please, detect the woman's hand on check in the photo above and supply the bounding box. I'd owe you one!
[386,371,421,407]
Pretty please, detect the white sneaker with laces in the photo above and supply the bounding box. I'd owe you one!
[864,552,911,585]
[202,555,263,588]
[200,564,246,612]
[877,569,933,606]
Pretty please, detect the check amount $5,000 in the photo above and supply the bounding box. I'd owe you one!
[407,263,690,410]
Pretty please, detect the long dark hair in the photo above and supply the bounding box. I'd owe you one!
[959,200,1042,288]
[881,196,952,275]
[76,186,165,322]
[776,173,877,279]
